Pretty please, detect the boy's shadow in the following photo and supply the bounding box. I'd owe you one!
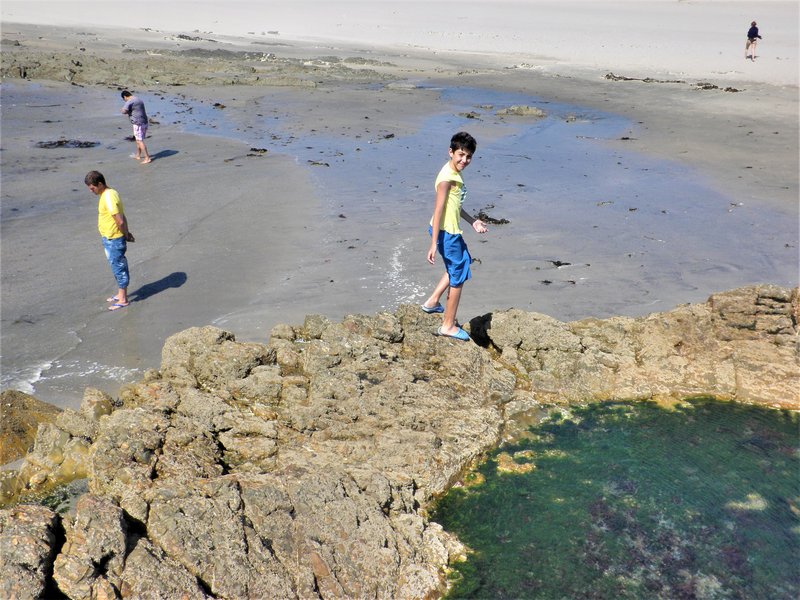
[468,312,494,348]
[129,271,187,303]
[147,150,179,162]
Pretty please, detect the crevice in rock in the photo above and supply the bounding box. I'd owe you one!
[42,514,69,599]
[42,580,70,600]
[194,574,219,598]
[123,511,148,553]
[213,435,232,475]
[90,553,115,577]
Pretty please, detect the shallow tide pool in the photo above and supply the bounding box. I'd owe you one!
[431,399,799,599]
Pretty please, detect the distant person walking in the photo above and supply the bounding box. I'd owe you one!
[746,21,762,60]
[121,90,152,163]
[85,171,135,310]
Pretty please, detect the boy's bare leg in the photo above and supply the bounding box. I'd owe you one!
[138,140,152,164]
[424,273,450,309]
[440,285,463,335]
[114,287,129,305]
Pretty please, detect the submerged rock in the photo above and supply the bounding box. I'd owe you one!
[0,285,796,598]
[496,105,546,118]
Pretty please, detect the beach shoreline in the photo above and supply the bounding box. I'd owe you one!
[2,1,798,86]
[1,5,797,409]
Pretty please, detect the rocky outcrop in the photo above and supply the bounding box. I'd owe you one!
[0,388,114,507]
[0,285,796,599]
[0,45,393,89]
[477,284,798,409]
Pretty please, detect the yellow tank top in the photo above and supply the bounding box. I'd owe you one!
[432,162,466,235]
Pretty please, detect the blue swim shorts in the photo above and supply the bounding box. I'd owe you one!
[430,226,472,287]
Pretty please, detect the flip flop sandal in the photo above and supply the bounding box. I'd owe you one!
[436,326,470,341]
[421,303,445,314]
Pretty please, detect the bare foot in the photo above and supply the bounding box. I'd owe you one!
[140,158,152,164]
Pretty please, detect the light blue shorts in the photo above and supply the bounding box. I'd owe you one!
[430,227,472,287]
[132,123,148,141]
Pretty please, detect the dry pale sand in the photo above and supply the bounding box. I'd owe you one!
[1,2,797,409]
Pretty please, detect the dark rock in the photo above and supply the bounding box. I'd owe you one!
[35,140,99,148]
[476,209,510,225]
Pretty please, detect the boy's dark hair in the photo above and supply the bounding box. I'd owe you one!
[84,171,106,187]
[121,90,132,100]
[450,131,477,154]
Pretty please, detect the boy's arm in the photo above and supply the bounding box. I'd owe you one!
[427,181,450,264]
[460,207,488,234]
[112,213,135,242]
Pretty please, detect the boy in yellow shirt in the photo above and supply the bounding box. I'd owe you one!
[422,132,488,340]
[85,171,135,310]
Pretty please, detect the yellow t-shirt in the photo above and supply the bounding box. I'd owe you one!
[97,188,124,239]
[432,162,466,235]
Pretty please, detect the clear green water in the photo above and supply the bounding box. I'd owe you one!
[431,399,800,599]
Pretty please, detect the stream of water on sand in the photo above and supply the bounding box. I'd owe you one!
[2,80,796,415]
[157,83,797,321]
[431,398,799,599]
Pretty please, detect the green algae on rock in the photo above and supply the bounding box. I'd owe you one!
[431,398,800,599]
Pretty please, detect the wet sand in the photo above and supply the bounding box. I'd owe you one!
[1,5,797,408]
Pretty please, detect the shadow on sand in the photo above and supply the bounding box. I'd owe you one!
[146,149,179,162]
[130,271,187,302]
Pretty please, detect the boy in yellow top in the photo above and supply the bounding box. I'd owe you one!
[85,171,135,310]
[422,132,487,341]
